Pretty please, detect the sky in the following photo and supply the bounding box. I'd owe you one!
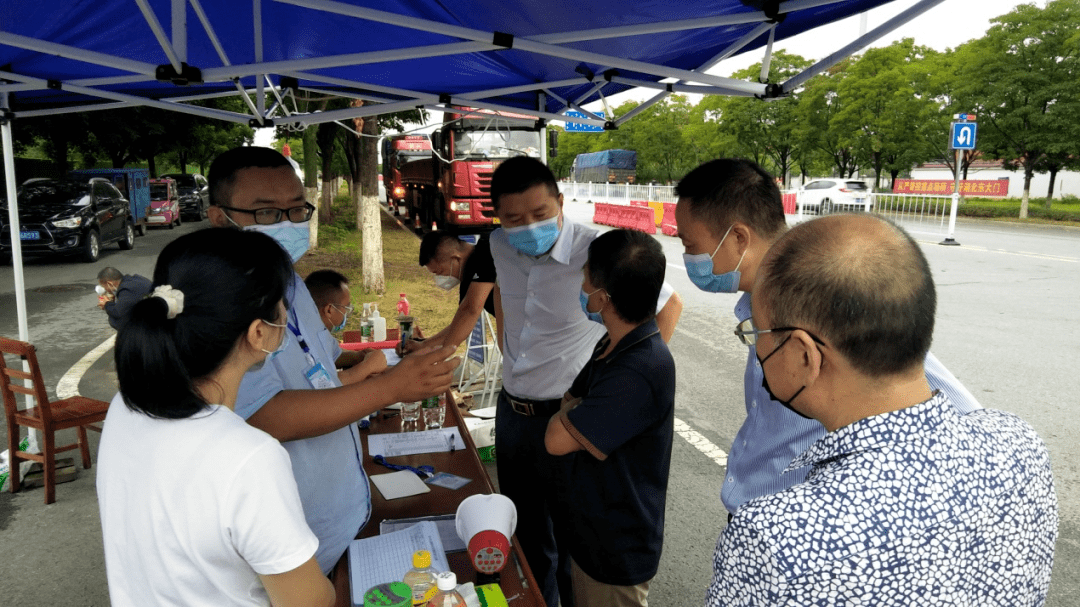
[255,0,1038,145]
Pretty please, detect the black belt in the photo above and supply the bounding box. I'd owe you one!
[501,389,561,417]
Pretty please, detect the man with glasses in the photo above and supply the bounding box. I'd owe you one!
[673,158,981,525]
[706,214,1057,605]
[305,269,387,385]
[207,146,459,576]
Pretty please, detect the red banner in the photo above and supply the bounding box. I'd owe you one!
[893,179,1009,197]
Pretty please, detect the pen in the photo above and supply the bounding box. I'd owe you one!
[383,410,400,419]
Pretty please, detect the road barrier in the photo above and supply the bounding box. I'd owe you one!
[661,203,678,236]
[870,193,956,238]
[593,203,656,234]
[560,182,676,205]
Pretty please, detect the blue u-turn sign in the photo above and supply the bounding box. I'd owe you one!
[950,122,977,150]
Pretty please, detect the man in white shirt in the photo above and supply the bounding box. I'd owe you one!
[488,157,682,607]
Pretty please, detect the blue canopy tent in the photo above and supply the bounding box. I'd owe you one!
[1,0,948,343]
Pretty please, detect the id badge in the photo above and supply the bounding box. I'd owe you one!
[305,362,336,389]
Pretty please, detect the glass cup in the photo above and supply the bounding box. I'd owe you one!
[401,401,421,423]
[423,397,446,430]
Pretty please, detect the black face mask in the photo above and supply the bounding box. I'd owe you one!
[757,334,812,420]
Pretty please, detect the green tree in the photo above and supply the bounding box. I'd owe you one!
[704,51,812,186]
[959,0,1080,217]
[794,61,861,179]
[835,40,939,189]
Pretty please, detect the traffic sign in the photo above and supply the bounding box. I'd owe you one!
[564,110,604,133]
[950,122,977,150]
[953,113,977,121]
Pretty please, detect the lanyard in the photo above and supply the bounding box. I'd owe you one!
[372,454,435,479]
[287,308,317,367]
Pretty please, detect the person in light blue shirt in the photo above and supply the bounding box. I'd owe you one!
[706,214,1056,606]
[207,147,459,574]
[673,158,981,516]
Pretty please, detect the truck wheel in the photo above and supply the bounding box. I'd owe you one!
[136,224,146,236]
[82,230,101,263]
[119,222,136,250]
[176,212,182,227]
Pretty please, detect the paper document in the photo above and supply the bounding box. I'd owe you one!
[367,427,464,458]
[380,514,467,552]
[469,407,497,419]
[370,470,431,500]
[348,521,450,607]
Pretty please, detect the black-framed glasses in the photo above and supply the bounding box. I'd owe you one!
[734,318,826,347]
[219,202,316,225]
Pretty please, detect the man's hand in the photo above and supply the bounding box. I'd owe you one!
[385,344,460,403]
[397,338,429,357]
[357,349,387,379]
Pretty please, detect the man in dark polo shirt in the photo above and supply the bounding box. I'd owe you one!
[402,231,496,353]
[544,228,676,607]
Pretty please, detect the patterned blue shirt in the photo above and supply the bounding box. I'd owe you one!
[721,292,983,512]
[706,392,1059,606]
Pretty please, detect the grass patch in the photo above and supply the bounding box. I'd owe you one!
[294,193,458,337]
[957,196,1080,226]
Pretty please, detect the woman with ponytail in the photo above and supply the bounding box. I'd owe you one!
[96,228,334,607]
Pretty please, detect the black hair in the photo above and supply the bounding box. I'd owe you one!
[97,267,122,282]
[586,229,666,324]
[418,231,465,266]
[208,146,292,207]
[115,228,293,419]
[305,269,349,308]
[758,216,936,378]
[675,158,786,240]
[489,156,560,211]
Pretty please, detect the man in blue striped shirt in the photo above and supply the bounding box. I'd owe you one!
[673,159,981,518]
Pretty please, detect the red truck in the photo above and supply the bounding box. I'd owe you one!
[381,134,432,211]
[396,107,554,232]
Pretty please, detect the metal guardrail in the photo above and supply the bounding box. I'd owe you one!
[787,191,957,239]
[559,182,677,204]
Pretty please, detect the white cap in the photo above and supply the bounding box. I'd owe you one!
[435,571,457,591]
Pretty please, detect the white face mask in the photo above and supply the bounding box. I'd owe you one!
[433,259,459,291]
[435,275,460,291]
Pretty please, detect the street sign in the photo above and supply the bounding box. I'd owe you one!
[564,110,604,133]
[950,122,977,150]
[953,113,977,121]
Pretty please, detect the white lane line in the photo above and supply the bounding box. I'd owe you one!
[667,261,686,271]
[56,334,115,399]
[674,417,727,467]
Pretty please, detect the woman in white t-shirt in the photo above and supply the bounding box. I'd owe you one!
[97,228,334,607]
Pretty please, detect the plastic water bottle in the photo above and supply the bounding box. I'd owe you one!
[372,303,387,342]
[361,303,372,342]
[401,550,438,605]
[425,572,465,607]
[397,293,410,316]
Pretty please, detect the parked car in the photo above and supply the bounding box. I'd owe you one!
[148,178,181,229]
[797,179,871,214]
[0,178,135,263]
[161,173,209,221]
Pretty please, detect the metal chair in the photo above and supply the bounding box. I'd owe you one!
[0,337,110,504]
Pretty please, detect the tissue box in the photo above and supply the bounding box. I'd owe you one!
[464,417,496,462]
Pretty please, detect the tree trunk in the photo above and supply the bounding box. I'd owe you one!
[360,106,385,294]
[1020,161,1033,219]
[147,155,157,178]
[1046,167,1058,209]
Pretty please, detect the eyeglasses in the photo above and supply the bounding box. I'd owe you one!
[734,318,826,347]
[219,202,316,225]
[330,303,354,315]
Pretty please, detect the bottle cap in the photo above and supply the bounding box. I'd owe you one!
[435,571,457,591]
[412,550,432,568]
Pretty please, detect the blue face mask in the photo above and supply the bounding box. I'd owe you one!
[243,220,311,264]
[579,288,605,324]
[505,215,560,257]
[254,320,290,371]
[683,225,746,293]
[330,305,348,333]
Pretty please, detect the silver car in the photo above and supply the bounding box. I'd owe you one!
[797,179,871,214]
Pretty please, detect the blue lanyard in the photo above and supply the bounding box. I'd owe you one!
[287,308,317,366]
[372,454,435,479]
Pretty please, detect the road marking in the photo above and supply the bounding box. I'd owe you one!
[56,334,115,399]
[674,417,727,467]
[915,239,1079,263]
[667,261,686,271]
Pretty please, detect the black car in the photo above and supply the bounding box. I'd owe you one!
[161,173,209,221]
[0,178,135,263]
